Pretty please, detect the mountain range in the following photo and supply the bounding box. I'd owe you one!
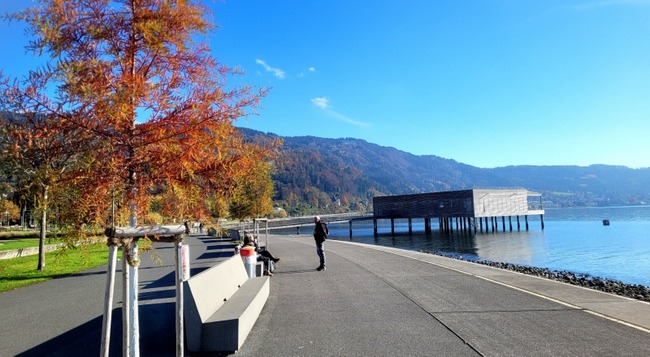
[241,128,650,214]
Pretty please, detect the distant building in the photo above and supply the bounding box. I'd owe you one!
[373,188,544,234]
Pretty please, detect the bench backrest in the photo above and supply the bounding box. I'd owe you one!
[185,254,248,323]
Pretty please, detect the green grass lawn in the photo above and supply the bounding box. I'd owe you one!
[0,238,64,251]
[0,243,119,292]
[0,229,104,251]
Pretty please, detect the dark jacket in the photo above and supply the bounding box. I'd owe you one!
[314,221,329,243]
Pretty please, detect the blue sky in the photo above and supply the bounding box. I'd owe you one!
[2,1,650,168]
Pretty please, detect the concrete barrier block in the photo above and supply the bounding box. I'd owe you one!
[201,276,270,351]
[184,255,249,351]
[184,254,270,352]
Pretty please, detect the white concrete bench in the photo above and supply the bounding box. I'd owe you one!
[184,254,270,352]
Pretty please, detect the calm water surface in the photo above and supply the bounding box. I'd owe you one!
[317,206,650,287]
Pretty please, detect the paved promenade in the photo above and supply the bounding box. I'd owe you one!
[239,234,650,356]
[1,233,649,356]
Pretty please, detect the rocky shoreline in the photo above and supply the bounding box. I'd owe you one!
[421,250,650,303]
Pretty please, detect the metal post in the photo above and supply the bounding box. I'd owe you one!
[100,244,118,357]
[264,220,269,248]
[124,239,140,357]
[175,239,184,357]
[129,241,140,357]
[122,245,130,355]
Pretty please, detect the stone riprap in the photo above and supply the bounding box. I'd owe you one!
[421,250,650,302]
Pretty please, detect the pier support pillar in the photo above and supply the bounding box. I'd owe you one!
[540,214,545,230]
[509,216,513,231]
[525,216,529,231]
[390,219,395,235]
[517,216,521,231]
[349,221,353,238]
[373,219,378,236]
[408,218,412,235]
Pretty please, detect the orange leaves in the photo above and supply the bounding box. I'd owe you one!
[2,0,276,224]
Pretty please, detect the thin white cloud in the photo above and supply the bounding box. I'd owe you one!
[311,97,329,109]
[255,59,285,79]
[299,67,316,77]
[329,111,371,127]
[311,97,370,127]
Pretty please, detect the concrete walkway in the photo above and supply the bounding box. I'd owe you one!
[1,233,649,356]
[0,234,228,357]
[238,234,650,356]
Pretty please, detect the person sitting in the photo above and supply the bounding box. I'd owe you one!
[244,233,280,262]
[243,233,279,276]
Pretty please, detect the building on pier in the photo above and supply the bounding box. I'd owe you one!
[372,188,544,235]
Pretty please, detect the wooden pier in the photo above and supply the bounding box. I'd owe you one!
[222,189,543,238]
[372,188,544,236]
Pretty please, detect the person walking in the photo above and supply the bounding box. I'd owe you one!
[313,216,328,271]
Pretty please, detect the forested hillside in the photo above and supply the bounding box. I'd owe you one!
[240,128,650,215]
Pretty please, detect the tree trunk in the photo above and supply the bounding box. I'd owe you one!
[37,184,48,271]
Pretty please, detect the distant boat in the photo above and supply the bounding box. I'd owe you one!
[602,219,610,226]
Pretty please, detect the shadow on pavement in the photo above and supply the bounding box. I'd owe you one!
[274,269,321,275]
[197,249,233,260]
[17,302,178,357]
[16,313,118,357]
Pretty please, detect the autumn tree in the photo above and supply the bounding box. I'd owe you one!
[0,111,94,270]
[0,198,20,225]
[229,149,276,220]
[2,0,274,239]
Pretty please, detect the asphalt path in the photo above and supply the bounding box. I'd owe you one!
[0,235,227,357]
[238,235,650,356]
[1,233,649,356]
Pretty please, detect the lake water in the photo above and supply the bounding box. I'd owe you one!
[317,206,650,287]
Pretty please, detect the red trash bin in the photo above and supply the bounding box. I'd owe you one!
[239,246,257,278]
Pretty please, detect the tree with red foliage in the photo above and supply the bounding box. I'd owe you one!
[1,0,275,269]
